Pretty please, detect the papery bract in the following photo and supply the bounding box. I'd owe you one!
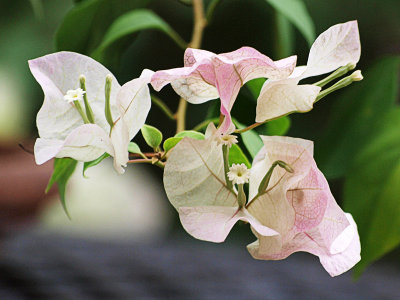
[163,123,278,242]
[256,20,361,122]
[246,136,360,276]
[164,126,360,276]
[151,47,296,133]
[29,52,152,174]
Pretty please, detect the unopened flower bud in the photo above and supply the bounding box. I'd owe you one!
[351,70,363,81]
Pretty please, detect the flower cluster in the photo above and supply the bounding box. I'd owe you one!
[29,21,362,276]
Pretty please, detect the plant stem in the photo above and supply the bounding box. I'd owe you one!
[235,121,263,134]
[127,158,165,169]
[176,0,207,133]
[314,63,356,88]
[192,117,220,131]
[222,145,233,192]
[73,101,90,124]
[315,70,363,102]
[151,94,175,121]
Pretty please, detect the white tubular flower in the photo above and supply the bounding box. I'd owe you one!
[217,134,238,147]
[63,88,86,103]
[227,163,250,185]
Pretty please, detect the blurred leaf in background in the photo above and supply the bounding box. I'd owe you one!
[55,0,150,54]
[344,107,400,276]
[316,57,400,179]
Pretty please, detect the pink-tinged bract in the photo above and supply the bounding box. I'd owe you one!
[246,136,361,277]
[151,47,296,133]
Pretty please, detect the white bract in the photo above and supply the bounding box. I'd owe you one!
[29,52,152,174]
[256,21,361,122]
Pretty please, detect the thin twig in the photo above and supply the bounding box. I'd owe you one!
[151,94,175,121]
[18,143,34,155]
[176,0,207,133]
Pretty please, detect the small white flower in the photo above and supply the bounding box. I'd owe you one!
[217,134,238,147]
[64,88,86,103]
[227,163,250,185]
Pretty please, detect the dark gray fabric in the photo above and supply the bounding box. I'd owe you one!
[0,230,398,300]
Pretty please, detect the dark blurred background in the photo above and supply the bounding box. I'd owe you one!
[0,0,399,299]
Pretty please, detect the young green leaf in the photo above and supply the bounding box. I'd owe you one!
[83,152,110,177]
[46,158,78,219]
[164,131,205,153]
[163,137,183,153]
[141,124,163,149]
[266,0,315,46]
[175,131,205,140]
[128,142,142,154]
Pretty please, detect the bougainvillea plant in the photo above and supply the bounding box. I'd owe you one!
[29,18,363,277]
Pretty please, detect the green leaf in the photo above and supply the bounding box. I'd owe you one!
[128,142,142,154]
[246,78,266,100]
[46,158,78,219]
[229,144,251,168]
[91,9,186,61]
[141,124,163,149]
[343,108,400,276]
[317,56,400,179]
[266,0,315,46]
[175,131,205,140]
[164,131,205,153]
[233,119,263,159]
[163,137,183,153]
[83,152,109,177]
[264,116,291,136]
[55,0,150,53]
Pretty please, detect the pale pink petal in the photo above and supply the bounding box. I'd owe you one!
[110,120,129,174]
[302,21,361,79]
[318,214,361,276]
[217,47,297,82]
[179,206,277,243]
[34,138,65,165]
[287,166,328,232]
[260,135,314,156]
[34,124,114,164]
[238,208,278,237]
[171,77,219,104]
[109,72,151,174]
[306,191,350,254]
[151,64,218,105]
[29,52,121,138]
[184,48,215,67]
[256,79,321,122]
[164,137,237,209]
[56,124,114,162]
